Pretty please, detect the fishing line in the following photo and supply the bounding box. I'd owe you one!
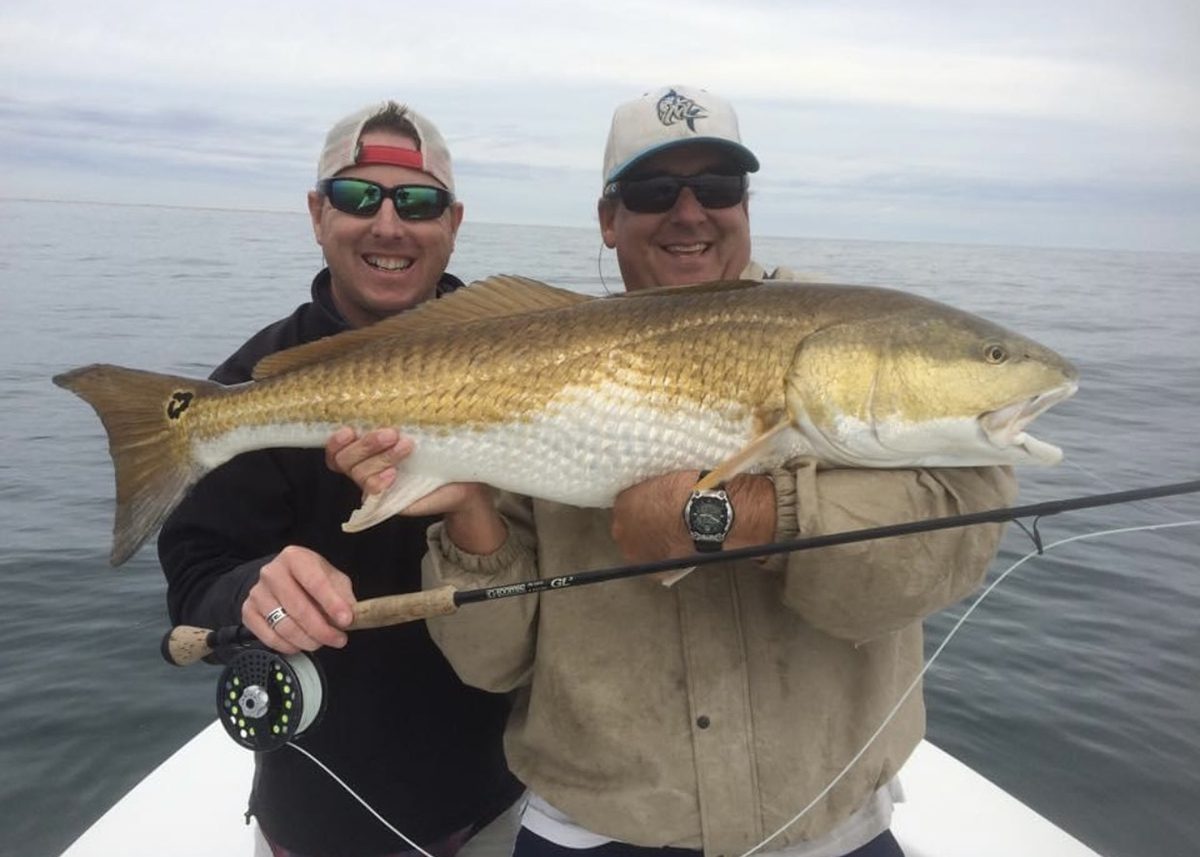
[1066,459,1193,523]
[284,741,440,857]
[735,517,1200,857]
[596,241,615,295]
[168,480,1199,849]
[274,518,1199,857]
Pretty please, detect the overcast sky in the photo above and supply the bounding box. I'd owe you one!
[3,1,1197,252]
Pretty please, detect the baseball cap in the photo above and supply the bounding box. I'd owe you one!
[317,101,455,192]
[602,85,759,185]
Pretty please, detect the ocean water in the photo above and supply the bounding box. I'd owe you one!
[1,198,1197,857]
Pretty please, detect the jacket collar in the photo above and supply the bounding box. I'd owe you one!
[308,268,467,333]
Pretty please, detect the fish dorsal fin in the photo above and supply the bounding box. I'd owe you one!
[617,278,764,299]
[253,275,591,380]
[457,275,593,314]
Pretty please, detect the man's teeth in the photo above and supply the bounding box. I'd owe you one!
[366,255,413,271]
[664,243,708,255]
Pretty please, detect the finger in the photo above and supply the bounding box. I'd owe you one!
[332,430,413,496]
[357,460,397,498]
[337,428,401,472]
[326,427,397,473]
[245,569,327,652]
[323,426,359,470]
[326,569,357,607]
[282,549,356,632]
[268,571,350,649]
[351,432,413,492]
[256,550,350,649]
[242,594,310,655]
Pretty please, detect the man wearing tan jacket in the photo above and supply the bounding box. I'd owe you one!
[332,86,1016,857]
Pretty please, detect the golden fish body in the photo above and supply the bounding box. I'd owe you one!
[54,276,1078,565]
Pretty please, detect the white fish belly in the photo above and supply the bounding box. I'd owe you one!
[193,422,342,470]
[192,384,816,508]
[401,383,793,508]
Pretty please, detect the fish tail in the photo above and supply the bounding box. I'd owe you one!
[53,364,220,566]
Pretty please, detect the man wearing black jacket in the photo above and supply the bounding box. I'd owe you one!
[158,100,522,857]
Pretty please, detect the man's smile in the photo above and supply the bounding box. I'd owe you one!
[661,241,711,256]
[364,254,414,271]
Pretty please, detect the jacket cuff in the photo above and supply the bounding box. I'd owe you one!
[760,466,802,572]
[429,519,530,581]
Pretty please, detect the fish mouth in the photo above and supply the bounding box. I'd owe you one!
[980,381,1078,464]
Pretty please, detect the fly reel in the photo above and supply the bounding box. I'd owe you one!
[216,647,326,751]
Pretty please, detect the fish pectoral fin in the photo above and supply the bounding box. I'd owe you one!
[342,473,450,533]
[665,421,799,588]
[694,420,797,491]
[656,566,696,588]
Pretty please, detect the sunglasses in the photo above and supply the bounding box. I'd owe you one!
[318,178,454,220]
[603,172,747,214]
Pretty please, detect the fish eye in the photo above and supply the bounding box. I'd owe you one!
[984,343,1008,364]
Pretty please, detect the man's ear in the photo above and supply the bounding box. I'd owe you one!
[307,190,325,247]
[597,198,618,249]
[446,201,465,251]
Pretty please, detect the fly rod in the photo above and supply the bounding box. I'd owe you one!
[164,477,1200,667]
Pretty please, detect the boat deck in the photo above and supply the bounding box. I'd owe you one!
[61,721,1102,856]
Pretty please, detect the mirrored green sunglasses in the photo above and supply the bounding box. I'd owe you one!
[318,178,454,221]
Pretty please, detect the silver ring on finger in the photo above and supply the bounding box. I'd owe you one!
[265,606,288,629]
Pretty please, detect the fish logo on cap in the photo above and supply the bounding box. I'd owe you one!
[656,88,708,132]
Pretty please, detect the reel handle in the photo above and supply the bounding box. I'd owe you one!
[162,584,460,666]
[161,623,256,667]
[161,625,214,667]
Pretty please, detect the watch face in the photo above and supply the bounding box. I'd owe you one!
[689,495,730,536]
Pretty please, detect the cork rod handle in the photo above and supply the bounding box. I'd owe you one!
[350,585,460,629]
[162,585,461,666]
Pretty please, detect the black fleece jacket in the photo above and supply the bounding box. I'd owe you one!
[159,269,521,856]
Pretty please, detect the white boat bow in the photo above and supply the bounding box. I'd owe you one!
[60,721,1101,856]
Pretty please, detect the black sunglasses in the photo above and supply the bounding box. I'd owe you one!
[603,173,748,214]
[318,178,454,220]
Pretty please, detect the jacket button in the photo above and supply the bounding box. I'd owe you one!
[696,715,711,729]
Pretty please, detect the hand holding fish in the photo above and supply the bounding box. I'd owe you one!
[325,426,506,554]
[325,426,410,498]
[241,546,355,655]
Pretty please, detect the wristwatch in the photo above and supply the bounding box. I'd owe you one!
[683,471,734,552]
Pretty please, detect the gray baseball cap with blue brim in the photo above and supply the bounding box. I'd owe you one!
[602,85,759,185]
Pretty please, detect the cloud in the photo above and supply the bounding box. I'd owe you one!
[1,1,1196,251]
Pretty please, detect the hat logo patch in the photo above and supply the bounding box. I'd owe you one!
[656,89,707,132]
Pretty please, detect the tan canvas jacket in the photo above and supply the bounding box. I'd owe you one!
[422,265,1019,856]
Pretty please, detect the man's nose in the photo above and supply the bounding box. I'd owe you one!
[370,200,408,237]
[668,186,707,223]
